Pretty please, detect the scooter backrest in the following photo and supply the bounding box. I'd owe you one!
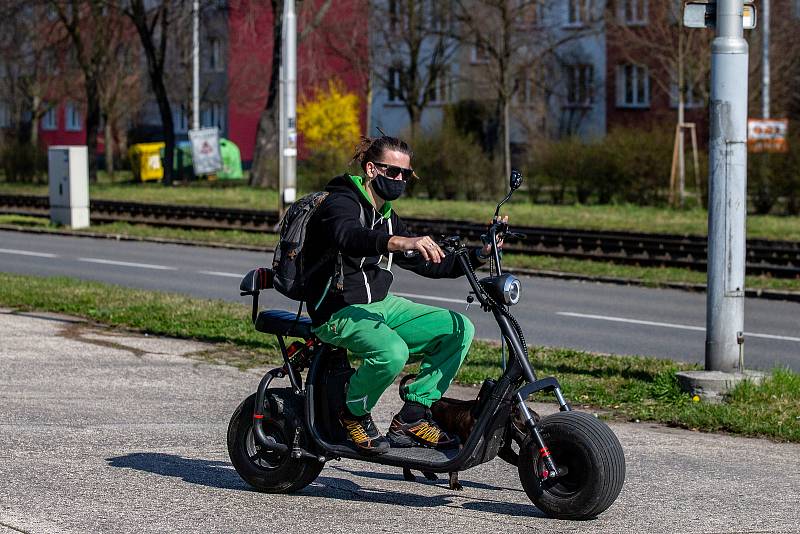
[240,268,275,293]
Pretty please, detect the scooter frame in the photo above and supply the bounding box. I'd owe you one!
[244,229,571,480]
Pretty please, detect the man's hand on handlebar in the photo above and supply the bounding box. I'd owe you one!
[481,215,508,257]
[388,235,446,263]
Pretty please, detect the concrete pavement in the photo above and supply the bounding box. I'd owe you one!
[1,309,798,533]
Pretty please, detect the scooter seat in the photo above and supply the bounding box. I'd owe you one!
[255,309,314,339]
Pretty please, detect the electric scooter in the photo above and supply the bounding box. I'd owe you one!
[227,171,626,520]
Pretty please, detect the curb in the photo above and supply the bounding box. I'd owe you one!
[2,223,799,304]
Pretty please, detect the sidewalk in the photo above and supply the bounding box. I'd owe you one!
[1,309,798,534]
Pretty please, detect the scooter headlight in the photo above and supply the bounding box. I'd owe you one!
[480,274,522,305]
[503,275,521,305]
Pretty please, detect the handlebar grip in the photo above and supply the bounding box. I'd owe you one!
[403,250,420,258]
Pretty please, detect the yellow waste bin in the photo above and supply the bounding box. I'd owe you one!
[129,142,165,182]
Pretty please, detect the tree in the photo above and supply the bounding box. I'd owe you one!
[454,0,603,180]
[48,0,126,183]
[97,14,146,178]
[370,0,457,140]
[607,1,713,206]
[312,0,372,135]
[0,2,69,148]
[245,0,333,188]
[118,0,185,185]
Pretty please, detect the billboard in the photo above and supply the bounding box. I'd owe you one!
[747,119,788,153]
[189,128,223,175]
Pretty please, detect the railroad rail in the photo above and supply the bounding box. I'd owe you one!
[2,194,798,278]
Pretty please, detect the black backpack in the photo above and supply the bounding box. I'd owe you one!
[271,191,364,303]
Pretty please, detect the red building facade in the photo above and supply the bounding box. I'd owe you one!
[38,0,369,166]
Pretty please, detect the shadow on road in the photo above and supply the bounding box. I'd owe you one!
[330,465,525,493]
[308,476,546,517]
[107,452,249,491]
[106,453,546,518]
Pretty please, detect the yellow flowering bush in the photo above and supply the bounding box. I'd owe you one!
[298,80,361,154]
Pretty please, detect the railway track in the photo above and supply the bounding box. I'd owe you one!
[2,194,799,278]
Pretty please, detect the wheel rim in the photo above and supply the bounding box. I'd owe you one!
[244,422,288,470]
[537,438,590,497]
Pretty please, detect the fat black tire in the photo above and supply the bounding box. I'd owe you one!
[227,389,322,493]
[518,411,625,520]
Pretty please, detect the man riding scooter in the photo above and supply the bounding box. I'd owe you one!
[303,134,505,455]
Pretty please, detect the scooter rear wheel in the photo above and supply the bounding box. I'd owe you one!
[518,411,625,520]
[227,389,322,493]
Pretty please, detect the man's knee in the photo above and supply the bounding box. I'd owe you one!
[451,312,474,345]
[377,339,410,377]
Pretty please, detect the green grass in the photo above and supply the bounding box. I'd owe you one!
[504,253,800,293]
[3,214,798,293]
[0,215,279,248]
[3,179,800,241]
[0,178,280,211]
[1,271,797,441]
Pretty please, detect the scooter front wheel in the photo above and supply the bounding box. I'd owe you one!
[518,411,625,520]
[227,389,322,493]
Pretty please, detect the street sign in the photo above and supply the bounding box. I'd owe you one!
[748,118,788,153]
[684,2,757,29]
[188,127,223,176]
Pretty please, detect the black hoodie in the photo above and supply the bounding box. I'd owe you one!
[304,174,484,326]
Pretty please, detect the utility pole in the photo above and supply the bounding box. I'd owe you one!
[678,24,686,207]
[705,0,749,372]
[762,0,770,119]
[192,0,200,131]
[279,0,298,215]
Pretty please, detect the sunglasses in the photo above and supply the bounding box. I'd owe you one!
[372,161,415,181]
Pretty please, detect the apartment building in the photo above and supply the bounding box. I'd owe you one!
[370,0,607,148]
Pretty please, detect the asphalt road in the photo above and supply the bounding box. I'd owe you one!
[1,230,799,371]
[1,310,799,534]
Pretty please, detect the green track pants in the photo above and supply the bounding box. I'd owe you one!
[312,294,475,417]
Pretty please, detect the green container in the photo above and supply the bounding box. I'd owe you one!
[218,138,243,180]
[171,138,242,180]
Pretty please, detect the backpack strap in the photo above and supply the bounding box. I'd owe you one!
[386,217,394,271]
[333,202,365,292]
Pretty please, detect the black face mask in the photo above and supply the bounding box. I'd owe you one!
[372,173,406,201]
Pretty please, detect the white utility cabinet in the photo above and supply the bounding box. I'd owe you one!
[48,146,89,229]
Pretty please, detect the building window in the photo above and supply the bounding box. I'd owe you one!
[669,70,705,109]
[65,102,82,131]
[565,0,591,27]
[428,1,451,31]
[208,37,224,72]
[174,104,189,133]
[616,64,650,108]
[471,42,490,64]
[387,67,403,102]
[41,105,57,130]
[427,67,452,104]
[619,0,647,25]
[0,101,10,128]
[565,64,593,107]
[512,76,535,106]
[795,0,800,18]
[515,0,543,28]
[201,102,225,131]
[389,0,399,31]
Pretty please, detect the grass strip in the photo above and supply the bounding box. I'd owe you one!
[0,215,279,248]
[3,214,798,293]
[0,271,797,442]
[3,180,800,241]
